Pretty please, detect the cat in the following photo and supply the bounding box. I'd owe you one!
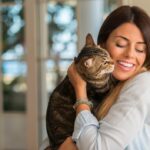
[46,33,116,150]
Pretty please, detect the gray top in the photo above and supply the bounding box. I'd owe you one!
[72,71,150,150]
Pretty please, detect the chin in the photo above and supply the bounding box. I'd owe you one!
[112,72,132,81]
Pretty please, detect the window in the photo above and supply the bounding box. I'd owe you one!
[0,1,25,111]
[0,0,122,149]
[46,0,77,94]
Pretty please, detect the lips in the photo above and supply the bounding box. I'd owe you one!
[117,60,135,71]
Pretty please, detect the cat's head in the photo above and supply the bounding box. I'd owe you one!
[75,33,114,88]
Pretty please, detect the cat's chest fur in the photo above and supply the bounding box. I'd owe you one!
[46,34,115,150]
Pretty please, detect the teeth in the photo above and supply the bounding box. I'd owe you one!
[118,61,134,68]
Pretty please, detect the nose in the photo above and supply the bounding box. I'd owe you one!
[124,45,135,58]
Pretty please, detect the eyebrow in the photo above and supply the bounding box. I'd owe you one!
[115,35,146,44]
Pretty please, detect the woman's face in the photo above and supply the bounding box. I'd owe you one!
[105,23,146,81]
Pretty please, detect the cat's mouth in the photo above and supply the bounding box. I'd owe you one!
[106,64,115,73]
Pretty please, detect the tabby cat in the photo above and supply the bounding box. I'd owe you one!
[46,33,116,150]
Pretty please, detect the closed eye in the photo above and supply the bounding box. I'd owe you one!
[135,43,146,53]
[136,49,145,53]
[116,43,127,48]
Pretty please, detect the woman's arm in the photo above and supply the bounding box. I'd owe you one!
[67,63,91,113]
[68,64,150,150]
[58,137,78,150]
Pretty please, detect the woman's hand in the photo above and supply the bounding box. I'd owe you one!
[58,137,78,150]
[67,63,87,99]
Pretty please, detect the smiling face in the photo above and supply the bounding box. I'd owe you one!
[105,23,146,81]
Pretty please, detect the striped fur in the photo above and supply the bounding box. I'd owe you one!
[46,34,116,150]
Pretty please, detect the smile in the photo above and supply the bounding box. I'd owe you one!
[117,60,135,71]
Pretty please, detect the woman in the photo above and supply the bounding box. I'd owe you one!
[59,5,150,150]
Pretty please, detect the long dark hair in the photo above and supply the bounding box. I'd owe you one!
[97,6,150,119]
[97,5,150,69]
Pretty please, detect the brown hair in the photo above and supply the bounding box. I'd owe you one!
[96,6,150,119]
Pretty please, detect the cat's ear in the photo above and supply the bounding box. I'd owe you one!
[85,33,96,46]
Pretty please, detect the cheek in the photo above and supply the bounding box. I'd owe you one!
[139,54,146,66]
[105,40,118,58]
[105,39,121,60]
[108,50,117,59]
[106,46,119,60]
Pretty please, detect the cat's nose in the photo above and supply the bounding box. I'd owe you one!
[110,60,114,65]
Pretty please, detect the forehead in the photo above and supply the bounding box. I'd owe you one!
[110,23,145,42]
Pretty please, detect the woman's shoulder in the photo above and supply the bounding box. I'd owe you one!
[123,71,150,90]
[117,71,150,105]
[116,71,150,104]
[134,71,150,80]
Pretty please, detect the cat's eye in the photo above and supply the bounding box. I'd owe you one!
[103,60,109,65]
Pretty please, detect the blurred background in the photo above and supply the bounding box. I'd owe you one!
[0,0,149,149]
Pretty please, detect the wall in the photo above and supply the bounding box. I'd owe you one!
[123,0,150,15]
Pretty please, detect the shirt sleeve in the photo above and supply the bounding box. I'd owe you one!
[72,72,150,150]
